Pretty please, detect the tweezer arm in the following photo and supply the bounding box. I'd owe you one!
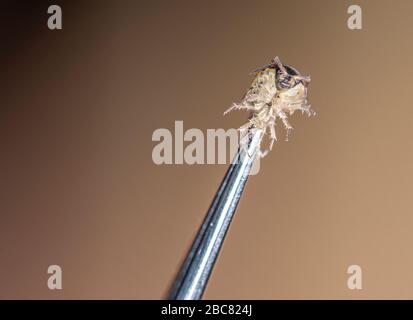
[167,129,263,300]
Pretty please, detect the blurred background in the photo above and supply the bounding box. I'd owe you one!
[1,0,413,299]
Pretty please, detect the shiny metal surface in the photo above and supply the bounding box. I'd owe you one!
[168,129,263,300]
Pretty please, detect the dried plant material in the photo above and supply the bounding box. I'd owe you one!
[225,57,315,157]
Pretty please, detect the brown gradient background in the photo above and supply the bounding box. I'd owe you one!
[1,0,413,299]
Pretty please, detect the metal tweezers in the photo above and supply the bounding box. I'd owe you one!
[168,129,263,300]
